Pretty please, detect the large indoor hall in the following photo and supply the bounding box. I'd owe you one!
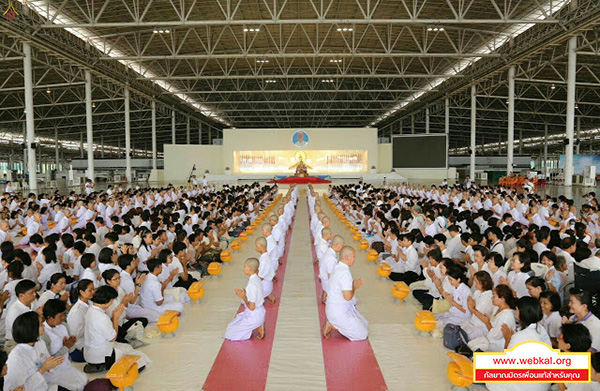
[1,0,600,390]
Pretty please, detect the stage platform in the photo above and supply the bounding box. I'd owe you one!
[268,176,331,184]
[204,172,407,185]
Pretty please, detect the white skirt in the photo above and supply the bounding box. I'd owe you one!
[224,305,266,341]
[262,280,273,297]
[325,301,369,341]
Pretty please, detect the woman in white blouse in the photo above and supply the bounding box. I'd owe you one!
[461,271,495,340]
[137,230,159,273]
[467,284,518,353]
[564,288,600,352]
[4,311,64,391]
[66,279,94,360]
[487,296,551,391]
[435,268,472,327]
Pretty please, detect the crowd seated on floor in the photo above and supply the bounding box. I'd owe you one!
[0,181,288,390]
[323,181,600,390]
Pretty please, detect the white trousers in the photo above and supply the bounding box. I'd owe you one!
[224,305,266,341]
[325,301,369,341]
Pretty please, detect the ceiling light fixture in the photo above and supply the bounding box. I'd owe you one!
[329,59,342,63]
[256,59,269,63]
[321,79,334,83]
[336,27,353,32]
[46,88,51,94]
[550,84,556,90]
[92,102,96,108]
[244,27,260,32]
[265,79,277,83]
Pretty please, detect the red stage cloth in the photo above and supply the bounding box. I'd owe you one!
[268,176,331,184]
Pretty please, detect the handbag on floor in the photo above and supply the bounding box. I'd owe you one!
[443,324,469,350]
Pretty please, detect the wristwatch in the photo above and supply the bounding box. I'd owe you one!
[136,283,142,287]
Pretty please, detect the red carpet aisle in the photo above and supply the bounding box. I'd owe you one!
[309,200,388,391]
[203,199,297,391]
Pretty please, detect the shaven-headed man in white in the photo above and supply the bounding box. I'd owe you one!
[315,227,333,265]
[323,246,369,341]
[225,258,265,341]
[319,235,345,304]
[255,236,276,304]
[261,223,279,272]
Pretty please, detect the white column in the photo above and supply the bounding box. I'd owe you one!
[425,107,430,133]
[470,85,476,180]
[85,70,95,181]
[576,116,581,155]
[186,116,190,144]
[80,133,84,158]
[171,110,176,144]
[445,98,450,135]
[54,125,59,170]
[507,66,515,174]
[544,124,548,176]
[198,122,202,144]
[564,35,577,187]
[23,42,37,191]
[151,101,157,170]
[124,88,132,183]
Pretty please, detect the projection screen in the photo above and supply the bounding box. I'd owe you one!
[392,134,448,169]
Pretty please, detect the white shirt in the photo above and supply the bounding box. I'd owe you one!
[258,253,275,282]
[139,273,163,312]
[84,305,117,364]
[327,262,353,305]
[319,247,338,283]
[4,343,49,391]
[5,299,34,341]
[67,299,89,350]
[541,311,562,339]
[245,274,264,309]
[508,271,530,298]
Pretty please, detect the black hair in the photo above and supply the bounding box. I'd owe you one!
[104,232,119,243]
[81,253,96,269]
[147,258,162,273]
[46,272,66,291]
[446,267,466,284]
[84,233,96,244]
[173,241,187,255]
[15,279,36,297]
[513,251,532,273]
[560,323,592,352]
[474,270,494,291]
[495,284,518,309]
[569,288,600,318]
[7,260,24,279]
[0,241,14,255]
[592,352,600,373]
[102,269,120,283]
[540,250,557,266]
[42,246,57,264]
[525,276,547,292]
[42,299,67,320]
[98,247,114,264]
[92,285,118,305]
[73,241,86,254]
[76,279,94,299]
[517,296,544,330]
[488,252,505,268]
[539,291,561,312]
[118,254,135,271]
[12,311,40,344]
[61,233,75,248]
[0,350,7,372]
[157,249,171,264]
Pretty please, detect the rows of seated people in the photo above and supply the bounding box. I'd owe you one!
[0,182,281,391]
[327,182,600,391]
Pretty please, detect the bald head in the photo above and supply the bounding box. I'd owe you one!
[340,246,356,265]
[261,224,273,235]
[255,236,267,248]
[331,235,345,252]
[245,258,259,273]
[321,227,332,241]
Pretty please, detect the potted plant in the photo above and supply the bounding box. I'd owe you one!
[225,167,231,175]
[371,165,377,174]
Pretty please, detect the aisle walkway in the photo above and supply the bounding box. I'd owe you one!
[265,196,327,390]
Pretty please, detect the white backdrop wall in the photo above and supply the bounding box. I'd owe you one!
[164,145,223,180]
[222,127,378,173]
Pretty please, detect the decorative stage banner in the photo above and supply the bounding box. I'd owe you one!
[233,150,368,174]
[559,154,600,175]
